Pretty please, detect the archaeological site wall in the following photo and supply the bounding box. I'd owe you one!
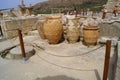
[2,17,38,38]
[99,22,120,37]
[114,41,120,80]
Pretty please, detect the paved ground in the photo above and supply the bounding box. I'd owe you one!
[0,33,115,80]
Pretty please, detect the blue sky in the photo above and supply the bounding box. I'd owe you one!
[0,0,46,9]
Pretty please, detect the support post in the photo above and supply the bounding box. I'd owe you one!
[18,29,26,58]
[103,40,111,80]
[0,25,3,36]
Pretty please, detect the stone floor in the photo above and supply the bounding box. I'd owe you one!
[0,31,115,80]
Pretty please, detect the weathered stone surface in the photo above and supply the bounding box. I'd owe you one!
[114,41,120,80]
[0,35,117,80]
[3,17,38,38]
[99,22,120,37]
[10,45,35,59]
[27,30,39,36]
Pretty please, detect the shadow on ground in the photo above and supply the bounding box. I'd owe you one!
[35,75,79,80]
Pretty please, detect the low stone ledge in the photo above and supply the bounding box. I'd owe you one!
[10,45,35,59]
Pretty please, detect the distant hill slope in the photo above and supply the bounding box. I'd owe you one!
[33,0,107,14]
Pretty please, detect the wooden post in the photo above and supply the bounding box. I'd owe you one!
[0,25,3,36]
[18,29,26,58]
[103,40,111,80]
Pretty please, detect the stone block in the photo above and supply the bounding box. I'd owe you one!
[99,23,120,38]
[4,17,38,38]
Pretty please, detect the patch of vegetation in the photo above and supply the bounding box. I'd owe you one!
[74,1,107,12]
[34,9,52,14]
[34,0,107,14]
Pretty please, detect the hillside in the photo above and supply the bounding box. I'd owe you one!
[33,0,108,14]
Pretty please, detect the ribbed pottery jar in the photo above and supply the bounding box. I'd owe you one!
[66,15,80,43]
[36,19,46,39]
[83,26,99,46]
[44,16,63,44]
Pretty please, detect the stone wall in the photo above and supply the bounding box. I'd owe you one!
[2,17,38,38]
[1,14,62,38]
[99,22,120,38]
[3,18,120,39]
[107,45,118,80]
[114,41,120,80]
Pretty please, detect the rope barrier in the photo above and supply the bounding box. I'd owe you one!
[36,53,96,71]
[34,44,104,57]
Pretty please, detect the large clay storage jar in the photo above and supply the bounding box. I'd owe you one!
[36,19,46,39]
[66,15,80,43]
[44,16,63,44]
[83,26,99,46]
[66,27,80,43]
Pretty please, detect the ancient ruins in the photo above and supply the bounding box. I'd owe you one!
[105,0,120,12]
[0,0,120,80]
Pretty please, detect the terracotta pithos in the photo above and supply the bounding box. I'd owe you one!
[83,26,99,46]
[36,19,46,39]
[44,16,63,44]
[66,15,80,43]
[66,27,80,43]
